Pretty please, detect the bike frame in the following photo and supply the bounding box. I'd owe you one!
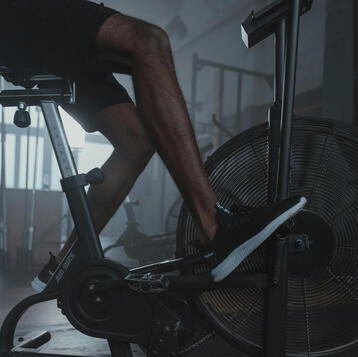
[267,2,303,355]
[238,0,310,355]
[0,71,271,357]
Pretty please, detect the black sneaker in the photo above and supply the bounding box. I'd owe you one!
[211,196,307,282]
[31,252,58,292]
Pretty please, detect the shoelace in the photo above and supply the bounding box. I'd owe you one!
[228,204,254,228]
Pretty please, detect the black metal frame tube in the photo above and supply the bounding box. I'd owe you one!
[63,187,103,261]
[265,1,301,356]
[274,20,286,104]
[265,18,287,357]
[264,238,289,357]
[0,76,9,271]
[27,108,41,251]
[268,20,286,206]
[277,0,302,201]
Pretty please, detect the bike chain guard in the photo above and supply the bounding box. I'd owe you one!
[60,260,182,356]
[125,273,170,293]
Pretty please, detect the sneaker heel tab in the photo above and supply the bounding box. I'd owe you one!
[215,202,234,215]
[300,196,307,206]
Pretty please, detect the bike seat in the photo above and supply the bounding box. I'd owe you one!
[0,63,67,89]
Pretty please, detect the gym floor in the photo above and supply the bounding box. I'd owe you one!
[0,284,145,357]
[0,242,247,357]
[0,243,144,357]
[0,282,248,357]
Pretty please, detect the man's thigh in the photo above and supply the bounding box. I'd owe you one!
[0,0,118,77]
[61,72,133,133]
[0,0,133,132]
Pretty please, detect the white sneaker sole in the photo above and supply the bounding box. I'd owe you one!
[211,196,307,282]
[31,276,47,293]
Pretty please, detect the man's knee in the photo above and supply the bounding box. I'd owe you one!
[96,14,171,63]
[134,23,171,57]
[146,25,170,51]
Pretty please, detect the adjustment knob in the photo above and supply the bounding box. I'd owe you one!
[86,168,105,185]
[14,102,31,128]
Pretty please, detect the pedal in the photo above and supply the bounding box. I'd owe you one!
[125,273,170,293]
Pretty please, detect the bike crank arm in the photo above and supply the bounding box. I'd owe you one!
[129,251,216,275]
[88,271,270,295]
[125,272,270,293]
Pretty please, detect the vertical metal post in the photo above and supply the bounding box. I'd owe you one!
[278,0,302,201]
[42,127,53,190]
[27,108,41,251]
[41,100,103,260]
[22,125,31,249]
[265,18,287,357]
[190,53,199,126]
[0,76,8,270]
[0,77,5,253]
[14,132,21,188]
[64,147,81,237]
[274,20,286,104]
[41,102,77,178]
[264,236,289,357]
[268,20,286,205]
[265,1,302,356]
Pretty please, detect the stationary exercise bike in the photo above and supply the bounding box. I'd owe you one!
[1,1,358,356]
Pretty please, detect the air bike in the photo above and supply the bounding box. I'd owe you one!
[2,1,358,356]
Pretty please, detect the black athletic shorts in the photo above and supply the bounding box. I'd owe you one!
[0,0,133,132]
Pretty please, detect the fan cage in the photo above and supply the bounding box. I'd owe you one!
[177,117,358,357]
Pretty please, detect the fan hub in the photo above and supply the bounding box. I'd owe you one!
[287,210,335,277]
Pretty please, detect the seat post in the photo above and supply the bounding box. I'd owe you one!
[40,101,78,178]
[0,76,9,272]
[40,100,103,261]
[0,67,104,269]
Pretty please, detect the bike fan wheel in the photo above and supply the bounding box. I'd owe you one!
[177,117,358,356]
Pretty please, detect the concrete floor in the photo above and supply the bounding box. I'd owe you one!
[0,280,145,357]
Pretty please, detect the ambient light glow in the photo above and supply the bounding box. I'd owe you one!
[59,107,85,149]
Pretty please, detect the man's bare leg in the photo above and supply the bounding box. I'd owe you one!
[33,12,306,288]
[93,14,218,242]
[56,102,154,262]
